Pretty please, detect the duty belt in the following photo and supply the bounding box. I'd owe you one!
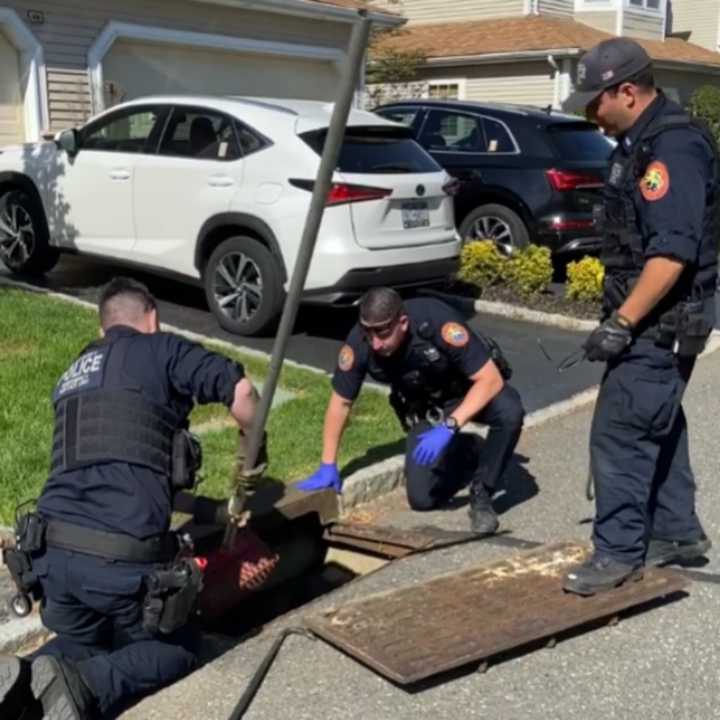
[46,519,178,564]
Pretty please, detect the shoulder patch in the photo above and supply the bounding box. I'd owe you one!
[639,160,670,202]
[338,344,355,372]
[441,322,469,348]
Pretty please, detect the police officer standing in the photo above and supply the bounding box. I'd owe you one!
[561,39,717,596]
[0,277,260,719]
[297,288,525,534]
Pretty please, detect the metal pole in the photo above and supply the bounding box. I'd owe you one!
[240,10,372,477]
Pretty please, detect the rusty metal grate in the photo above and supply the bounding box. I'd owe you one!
[324,522,478,558]
[305,542,689,684]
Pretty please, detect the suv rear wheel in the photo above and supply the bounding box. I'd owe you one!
[0,189,59,274]
[459,203,529,256]
[204,235,285,336]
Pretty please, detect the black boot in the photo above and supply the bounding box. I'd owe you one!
[468,482,499,536]
[0,655,33,720]
[30,656,96,720]
[645,535,711,567]
[563,553,643,596]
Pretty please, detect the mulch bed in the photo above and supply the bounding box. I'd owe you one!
[480,286,601,320]
[444,280,602,321]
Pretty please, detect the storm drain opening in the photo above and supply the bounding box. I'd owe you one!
[174,488,444,641]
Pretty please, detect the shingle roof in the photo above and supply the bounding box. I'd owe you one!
[374,15,720,68]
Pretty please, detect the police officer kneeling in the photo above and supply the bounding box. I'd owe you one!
[561,39,717,596]
[0,277,260,719]
[297,288,525,534]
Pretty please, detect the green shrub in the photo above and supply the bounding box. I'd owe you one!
[457,239,507,288]
[689,85,720,146]
[504,245,553,298]
[566,256,605,302]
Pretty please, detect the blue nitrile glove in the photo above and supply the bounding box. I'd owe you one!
[297,463,342,492]
[412,425,455,466]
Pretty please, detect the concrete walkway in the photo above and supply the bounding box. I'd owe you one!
[122,348,720,720]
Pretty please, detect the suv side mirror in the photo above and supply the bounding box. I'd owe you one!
[55,129,79,157]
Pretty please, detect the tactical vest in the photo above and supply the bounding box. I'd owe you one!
[598,111,719,323]
[50,334,183,478]
[368,324,472,414]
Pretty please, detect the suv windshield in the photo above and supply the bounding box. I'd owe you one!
[547,123,614,161]
[301,126,440,174]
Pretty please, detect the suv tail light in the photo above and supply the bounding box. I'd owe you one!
[546,168,603,191]
[289,179,392,206]
[442,178,462,196]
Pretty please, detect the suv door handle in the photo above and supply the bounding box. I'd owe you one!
[208,175,235,188]
[110,169,130,181]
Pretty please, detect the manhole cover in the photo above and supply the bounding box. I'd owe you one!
[306,542,689,684]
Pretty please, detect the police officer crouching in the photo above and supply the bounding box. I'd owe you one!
[561,39,717,596]
[297,287,525,534]
[0,277,260,719]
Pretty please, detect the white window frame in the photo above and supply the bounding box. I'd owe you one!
[88,21,346,115]
[0,7,47,140]
[423,78,467,101]
[574,0,616,11]
[625,0,664,14]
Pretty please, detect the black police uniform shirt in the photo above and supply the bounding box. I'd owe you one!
[611,92,716,362]
[617,93,715,273]
[38,326,244,539]
[332,298,491,401]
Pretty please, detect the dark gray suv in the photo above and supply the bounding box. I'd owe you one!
[375,99,614,256]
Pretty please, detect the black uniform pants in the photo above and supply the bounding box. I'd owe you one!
[30,547,197,716]
[591,345,705,565]
[404,384,525,511]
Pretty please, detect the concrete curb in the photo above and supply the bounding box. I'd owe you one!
[0,614,49,655]
[474,298,599,332]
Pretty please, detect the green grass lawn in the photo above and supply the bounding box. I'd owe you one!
[0,287,404,526]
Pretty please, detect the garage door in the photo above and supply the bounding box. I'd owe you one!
[102,40,341,107]
[0,29,24,147]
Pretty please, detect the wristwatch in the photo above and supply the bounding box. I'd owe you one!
[613,311,635,330]
[443,416,460,433]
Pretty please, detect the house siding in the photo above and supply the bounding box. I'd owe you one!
[1,0,348,129]
[386,0,525,25]
[655,68,720,107]
[538,0,574,18]
[622,8,664,39]
[574,10,617,33]
[421,61,555,108]
[669,0,720,52]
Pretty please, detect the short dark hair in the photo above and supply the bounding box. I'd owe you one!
[98,276,156,330]
[608,67,655,94]
[359,287,404,327]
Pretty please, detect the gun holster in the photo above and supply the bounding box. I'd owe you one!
[142,558,203,635]
[655,300,712,357]
[3,511,46,602]
[675,300,712,356]
[172,429,203,491]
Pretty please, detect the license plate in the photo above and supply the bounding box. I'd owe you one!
[402,201,429,229]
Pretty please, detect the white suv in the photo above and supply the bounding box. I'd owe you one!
[0,96,460,335]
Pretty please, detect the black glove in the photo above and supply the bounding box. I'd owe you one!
[583,312,633,362]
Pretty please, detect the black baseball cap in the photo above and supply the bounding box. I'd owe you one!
[562,38,652,114]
